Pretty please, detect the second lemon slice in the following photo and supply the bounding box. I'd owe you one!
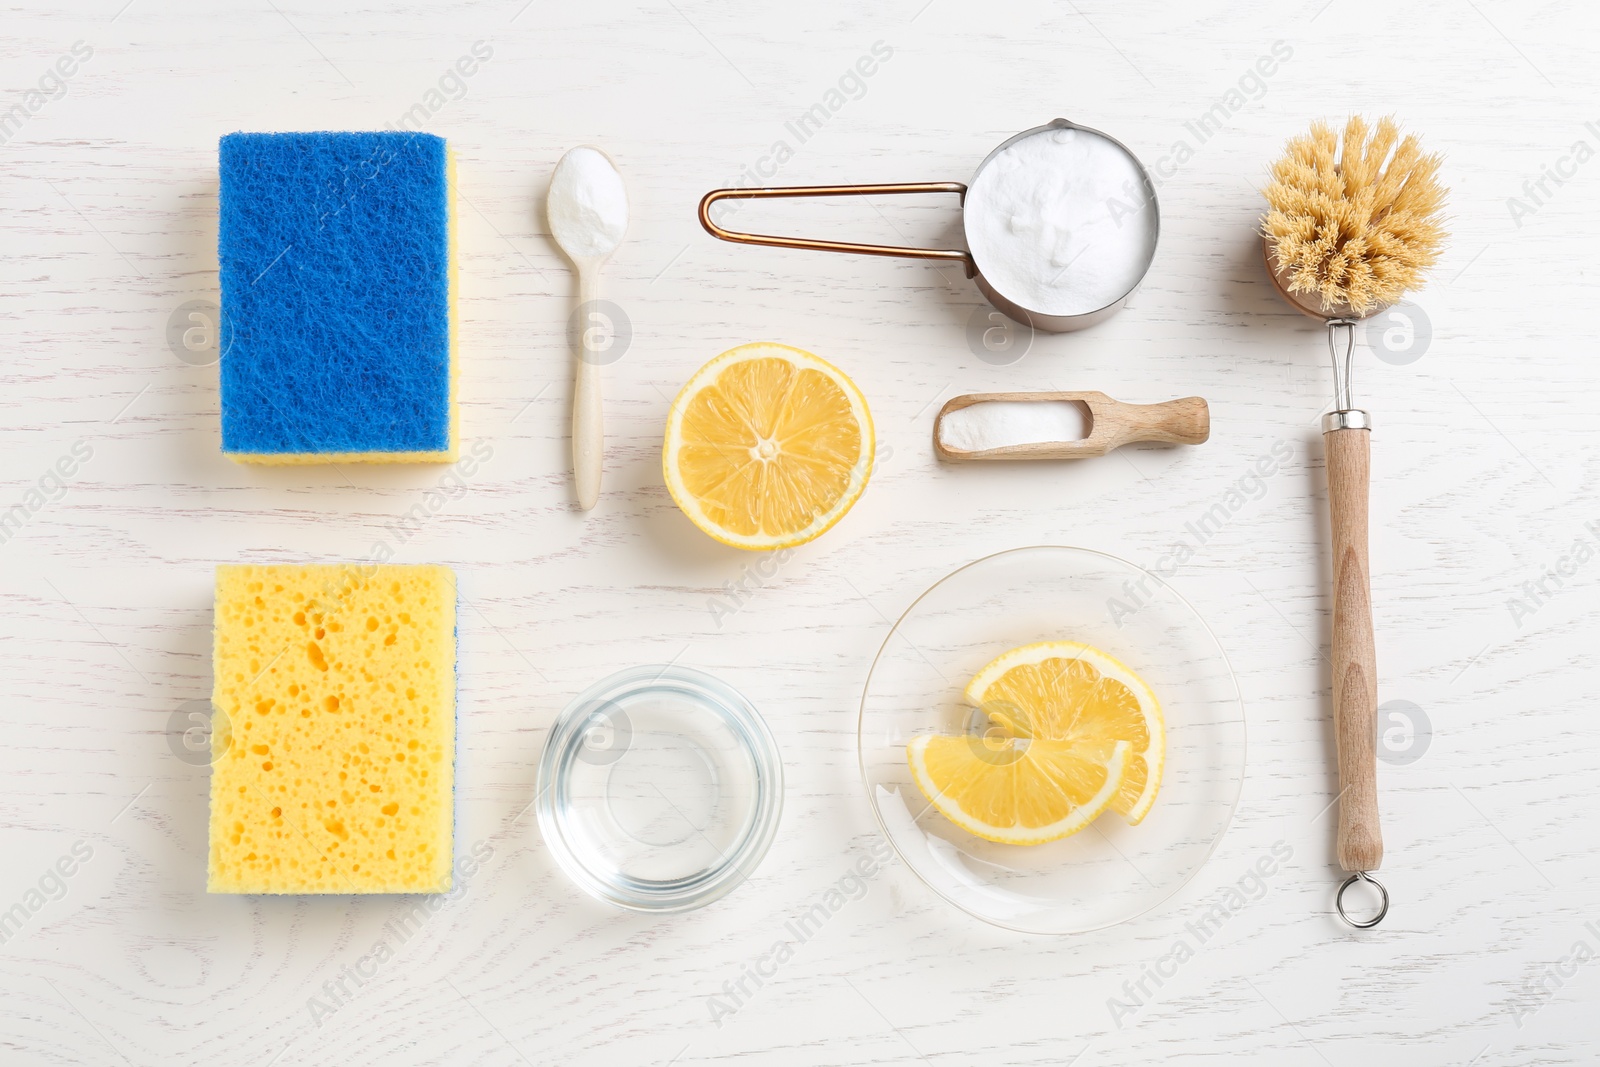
[964,641,1165,825]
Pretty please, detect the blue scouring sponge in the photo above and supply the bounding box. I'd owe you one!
[218,131,456,463]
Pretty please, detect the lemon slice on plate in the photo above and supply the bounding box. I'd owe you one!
[964,641,1165,824]
[907,734,1130,846]
[663,343,874,551]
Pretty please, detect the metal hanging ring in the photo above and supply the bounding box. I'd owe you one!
[1335,870,1389,929]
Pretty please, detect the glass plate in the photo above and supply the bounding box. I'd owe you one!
[858,546,1245,934]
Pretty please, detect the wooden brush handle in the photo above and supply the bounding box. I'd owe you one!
[1326,425,1382,872]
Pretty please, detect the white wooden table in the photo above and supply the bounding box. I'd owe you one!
[3,1,1597,1063]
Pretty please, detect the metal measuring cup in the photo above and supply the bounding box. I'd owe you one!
[698,118,1159,333]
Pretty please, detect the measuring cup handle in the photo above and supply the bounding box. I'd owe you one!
[698,183,976,278]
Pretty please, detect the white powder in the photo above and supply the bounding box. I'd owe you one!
[548,146,629,259]
[963,127,1156,317]
[938,400,1088,453]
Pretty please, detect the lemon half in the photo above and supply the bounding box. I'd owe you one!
[663,343,874,551]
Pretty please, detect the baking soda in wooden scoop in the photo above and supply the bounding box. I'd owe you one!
[937,399,1089,453]
[934,391,1207,461]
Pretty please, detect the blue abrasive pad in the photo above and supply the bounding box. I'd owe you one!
[218,131,451,459]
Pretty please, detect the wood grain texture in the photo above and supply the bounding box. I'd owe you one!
[933,391,1209,460]
[1326,426,1381,872]
[2,1,1599,1065]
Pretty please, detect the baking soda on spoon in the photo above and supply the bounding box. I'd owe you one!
[549,148,628,257]
[964,126,1156,318]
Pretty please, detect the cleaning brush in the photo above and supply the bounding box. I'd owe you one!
[1259,115,1448,928]
[1263,115,1447,318]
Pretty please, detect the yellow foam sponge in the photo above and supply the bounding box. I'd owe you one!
[209,564,456,894]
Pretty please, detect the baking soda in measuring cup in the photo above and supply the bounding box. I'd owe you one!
[699,118,1159,332]
[963,126,1158,320]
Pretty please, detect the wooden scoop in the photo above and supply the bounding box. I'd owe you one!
[933,391,1209,461]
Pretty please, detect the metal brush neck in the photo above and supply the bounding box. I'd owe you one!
[1322,318,1370,433]
[1327,316,1360,413]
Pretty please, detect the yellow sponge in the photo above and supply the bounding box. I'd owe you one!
[209,564,456,894]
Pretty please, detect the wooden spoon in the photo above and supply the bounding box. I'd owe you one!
[933,391,1209,461]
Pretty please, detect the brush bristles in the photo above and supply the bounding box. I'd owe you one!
[1262,115,1447,317]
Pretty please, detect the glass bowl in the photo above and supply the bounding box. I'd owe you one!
[858,546,1244,934]
[537,665,782,912]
